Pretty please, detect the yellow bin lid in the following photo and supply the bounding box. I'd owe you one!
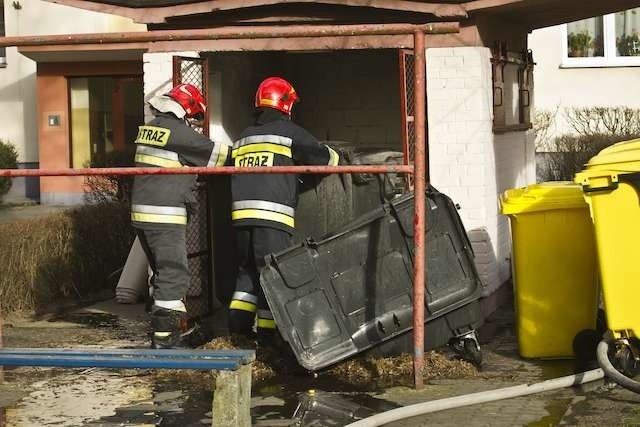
[574,138,640,188]
[500,182,587,215]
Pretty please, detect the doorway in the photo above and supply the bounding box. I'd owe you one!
[69,75,144,168]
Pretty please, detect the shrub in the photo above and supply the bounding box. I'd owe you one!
[0,139,18,201]
[535,106,640,182]
[84,146,136,204]
[537,133,637,182]
[0,201,134,314]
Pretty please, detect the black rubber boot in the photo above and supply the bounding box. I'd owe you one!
[150,306,205,349]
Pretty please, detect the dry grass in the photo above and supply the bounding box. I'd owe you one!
[155,335,479,390]
[0,202,134,314]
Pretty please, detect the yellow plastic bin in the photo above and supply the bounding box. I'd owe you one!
[575,138,640,341]
[500,182,599,358]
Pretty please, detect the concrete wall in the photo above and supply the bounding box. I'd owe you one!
[1,0,143,203]
[205,50,402,151]
[289,50,402,151]
[528,24,640,137]
[427,46,536,294]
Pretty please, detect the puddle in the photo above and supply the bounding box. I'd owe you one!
[531,359,576,381]
[54,312,121,329]
[0,368,402,427]
[526,398,573,427]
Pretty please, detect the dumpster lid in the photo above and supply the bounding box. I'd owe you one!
[574,139,640,187]
[582,138,640,172]
[500,182,587,215]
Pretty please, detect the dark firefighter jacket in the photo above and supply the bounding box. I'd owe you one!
[131,112,230,227]
[230,109,340,234]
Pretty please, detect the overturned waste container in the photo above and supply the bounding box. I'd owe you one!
[260,186,484,371]
[295,144,405,241]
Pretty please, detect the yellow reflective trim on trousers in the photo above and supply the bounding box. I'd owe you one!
[135,154,182,168]
[131,212,187,225]
[229,300,257,313]
[231,209,295,228]
[257,318,277,329]
[232,143,292,158]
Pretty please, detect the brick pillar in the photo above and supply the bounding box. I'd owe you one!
[426,46,535,294]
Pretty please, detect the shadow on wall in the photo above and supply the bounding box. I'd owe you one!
[467,227,503,297]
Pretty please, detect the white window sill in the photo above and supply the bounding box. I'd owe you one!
[561,57,640,68]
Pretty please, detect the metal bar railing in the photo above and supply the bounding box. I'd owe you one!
[0,23,457,47]
[0,165,412,177]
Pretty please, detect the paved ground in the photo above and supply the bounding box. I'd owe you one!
[0,295,638,426]
[0,203,71,224]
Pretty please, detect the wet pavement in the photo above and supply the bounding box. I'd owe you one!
[0,297,639,426]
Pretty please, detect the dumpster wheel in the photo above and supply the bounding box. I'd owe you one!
[597,338,640,394]
[449,332,482,367]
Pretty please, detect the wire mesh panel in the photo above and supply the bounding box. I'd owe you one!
[184,182,211,318]
[173,55,213,318]
[399,49,415,188]
[173,56,210,137]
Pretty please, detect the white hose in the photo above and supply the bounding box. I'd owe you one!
[596,340,640,394]
[115,236,150,304]
[346,368,604,427]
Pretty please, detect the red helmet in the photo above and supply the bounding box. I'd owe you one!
[167,83,206,119]
[255,77,299,115]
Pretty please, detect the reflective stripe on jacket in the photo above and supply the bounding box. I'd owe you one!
[231,111,339,234]
[131,112,230,226]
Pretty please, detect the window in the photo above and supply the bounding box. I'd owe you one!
[563,8,640,67]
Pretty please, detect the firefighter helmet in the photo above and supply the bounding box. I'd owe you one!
[255,77,299,115]
[166,83,206,119]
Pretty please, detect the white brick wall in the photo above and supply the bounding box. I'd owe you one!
[427,46,536,294]
[142,51,199,121]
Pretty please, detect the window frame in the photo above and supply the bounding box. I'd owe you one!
[562,12,640,68]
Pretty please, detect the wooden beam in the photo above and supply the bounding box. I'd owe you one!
[48,0,468,23]
[464,0,525,13]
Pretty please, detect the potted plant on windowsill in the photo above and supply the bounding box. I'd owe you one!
[617,32,640,56]
[568,31,592,57]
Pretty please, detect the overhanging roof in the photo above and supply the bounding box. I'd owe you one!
[47,0,640,30]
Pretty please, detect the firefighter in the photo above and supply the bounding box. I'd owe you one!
[131,83,230,349]
[229,76,340,343]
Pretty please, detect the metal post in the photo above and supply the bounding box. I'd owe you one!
[412,29,427,390]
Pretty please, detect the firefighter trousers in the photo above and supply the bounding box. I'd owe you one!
[228,226,291,338]
[134,224,189,302]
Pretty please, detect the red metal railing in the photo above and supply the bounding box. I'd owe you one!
[0,23,457,47]
[0,27,429,390]
[0,165,412,177]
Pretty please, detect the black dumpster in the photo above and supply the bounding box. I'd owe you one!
[295,146,405,241]
[260,186,484,371]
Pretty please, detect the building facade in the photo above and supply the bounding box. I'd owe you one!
[0,0,144,203]
[529,7,640,137]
